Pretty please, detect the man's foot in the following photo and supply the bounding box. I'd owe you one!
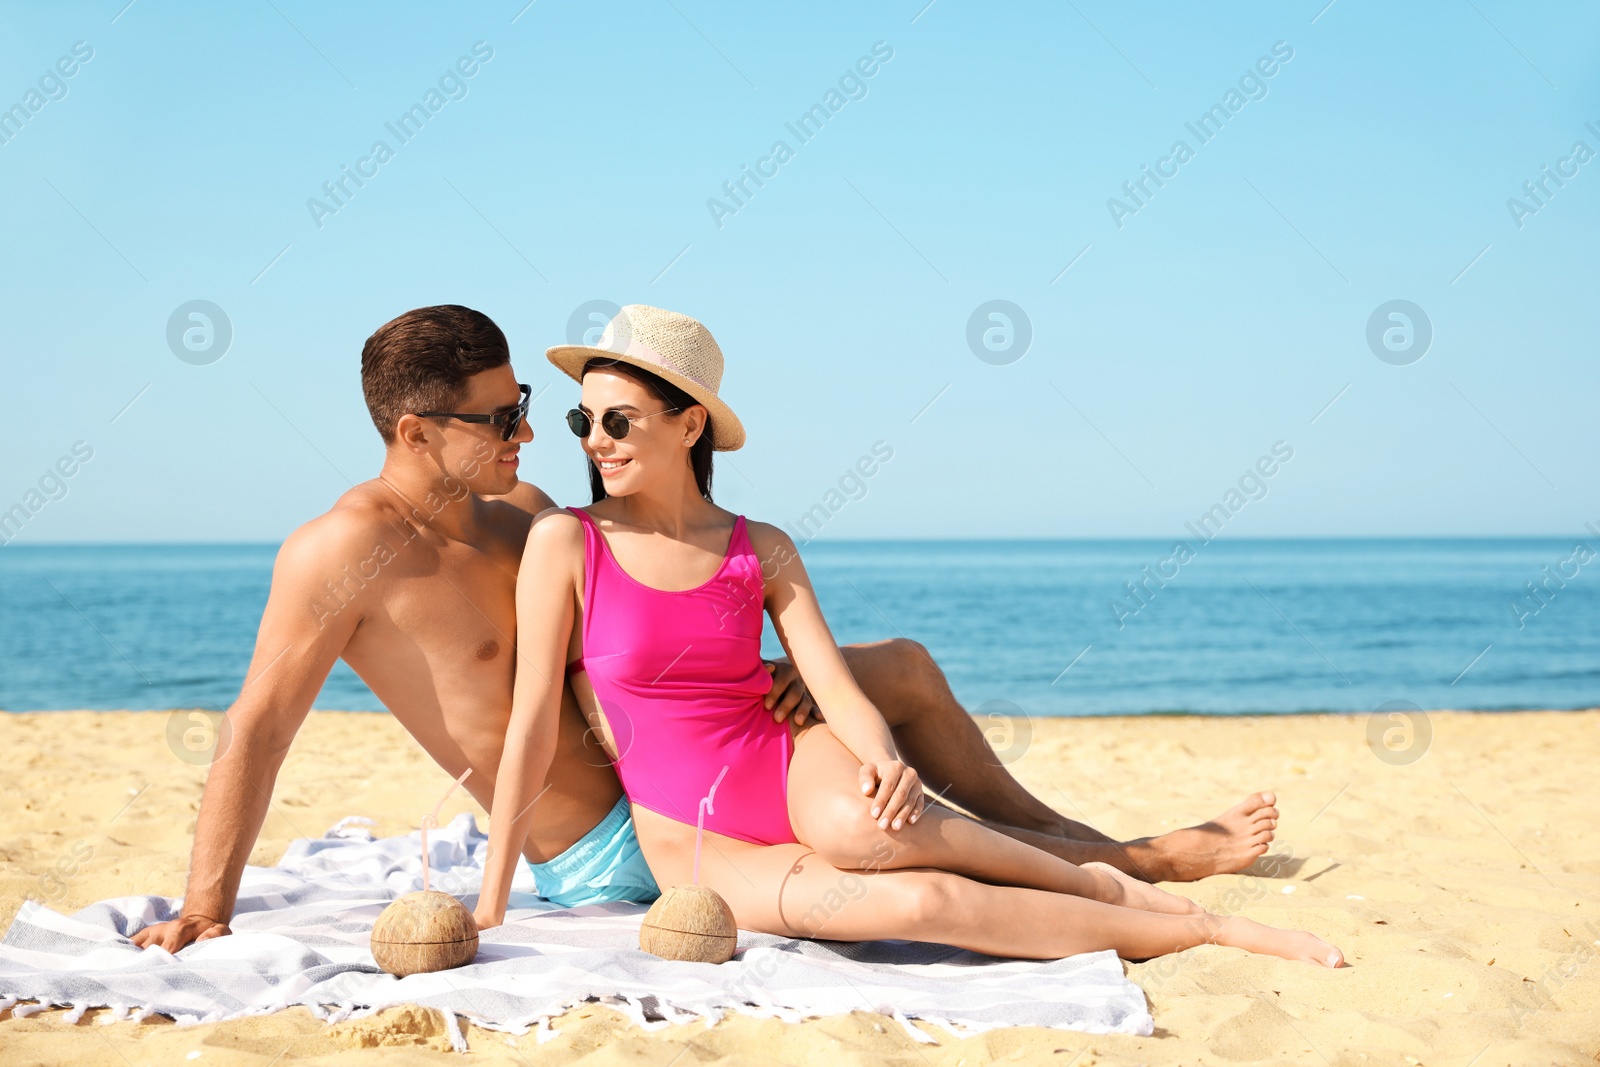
[1126,792,1279,882]
[1082,861,1204,915]
[1214,915,1345,968]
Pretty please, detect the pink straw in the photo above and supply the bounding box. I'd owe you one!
[693,765,729,886]
[420,768,472,893]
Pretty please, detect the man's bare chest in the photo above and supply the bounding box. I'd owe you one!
[341,535,521,672]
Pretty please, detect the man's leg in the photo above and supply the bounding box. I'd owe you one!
[840,639,1162,874]
[838,639,1097,837]
[839,639,1280,882]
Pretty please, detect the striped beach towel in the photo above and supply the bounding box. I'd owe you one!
[0,814,1153,1042]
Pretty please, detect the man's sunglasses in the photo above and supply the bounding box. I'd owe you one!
[565,406,679,441]
[416,384,531,442]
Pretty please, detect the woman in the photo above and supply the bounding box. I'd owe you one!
[476,305,1343,967]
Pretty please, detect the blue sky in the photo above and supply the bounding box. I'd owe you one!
[1,0,1596,543]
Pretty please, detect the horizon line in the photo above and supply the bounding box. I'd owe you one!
[3,532,1596,549]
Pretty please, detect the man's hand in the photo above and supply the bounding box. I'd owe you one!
[764,659,821,726]
[129,914,231,952]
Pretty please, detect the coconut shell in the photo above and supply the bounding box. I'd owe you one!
[639,884,738,964]
[370,890,479,976]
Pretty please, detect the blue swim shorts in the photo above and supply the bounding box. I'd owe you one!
[525,795,661,907]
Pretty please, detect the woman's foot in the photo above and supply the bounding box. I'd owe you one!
[1083,861,1203,915]
[1126,792,1279,882]
[1214,915,1345,967]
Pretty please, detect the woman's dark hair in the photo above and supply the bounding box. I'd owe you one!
[582,358,714,504]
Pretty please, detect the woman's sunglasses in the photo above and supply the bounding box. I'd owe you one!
[416,384,531,442]
[565,406,679,441]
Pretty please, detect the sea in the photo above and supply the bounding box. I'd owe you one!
[0,539,1596,716]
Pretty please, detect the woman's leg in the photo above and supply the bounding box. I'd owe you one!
[786,723,1200,916]
[684,831,1343,967]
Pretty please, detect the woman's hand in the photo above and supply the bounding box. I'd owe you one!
[858,759,925,830]
[472,908,501,932]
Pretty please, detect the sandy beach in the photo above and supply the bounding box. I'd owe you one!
[1,708,1595,1066]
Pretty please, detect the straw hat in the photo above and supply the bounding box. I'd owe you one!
[546,304,746,451]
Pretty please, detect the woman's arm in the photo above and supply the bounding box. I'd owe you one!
[473,510,585,930]
[750,522,925,831]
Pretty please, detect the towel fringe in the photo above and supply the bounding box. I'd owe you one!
[0,988,1148,1041]
[326,816,376,839]
[892,1009,938,1045]
[924,1015,973,1040]
[442,1010,467,1053]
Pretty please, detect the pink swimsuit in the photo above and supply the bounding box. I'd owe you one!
[566,508,798,846]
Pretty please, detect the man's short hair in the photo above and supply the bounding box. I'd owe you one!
[360,305,510,443]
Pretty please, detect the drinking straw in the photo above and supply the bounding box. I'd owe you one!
[420,768,472,893]
[693,765,730,886]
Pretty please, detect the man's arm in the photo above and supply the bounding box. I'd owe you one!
[131,516,368,951]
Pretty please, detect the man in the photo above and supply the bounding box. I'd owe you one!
[134,305,1277,953]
